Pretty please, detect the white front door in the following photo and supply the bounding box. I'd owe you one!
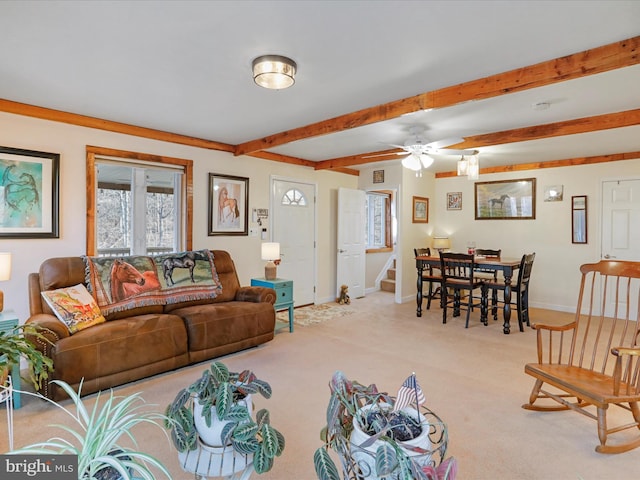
[271,178,316,306]
[337,187,366,299]
[600,178,640,319]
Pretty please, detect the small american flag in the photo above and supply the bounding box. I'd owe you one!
[393,373,425,412]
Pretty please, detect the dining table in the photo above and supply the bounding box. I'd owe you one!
[415,254,522,334]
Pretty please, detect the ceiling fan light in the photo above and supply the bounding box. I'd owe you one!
[457,156,469,176]
[467,154,480,180]
[420,154,434,169]
[401,154,422,171]
[252,55,296,89]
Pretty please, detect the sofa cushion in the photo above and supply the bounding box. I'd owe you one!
[41,283,106,333]
[170,301,275,362]
[50,313,189,387]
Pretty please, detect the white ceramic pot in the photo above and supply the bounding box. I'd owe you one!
[193,394,253,447]
[350,402,432,480]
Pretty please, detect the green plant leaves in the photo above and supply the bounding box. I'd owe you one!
[209,361,230,382]
[313,448,341,480]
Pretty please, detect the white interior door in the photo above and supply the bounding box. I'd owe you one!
[600,178,640,319]
[601,179,640,261]
[272,178,316,306]
[337,187,366,299]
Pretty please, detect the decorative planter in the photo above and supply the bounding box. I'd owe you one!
[350,403,432,479]
[193,394,253,447]
[178,437,253,477]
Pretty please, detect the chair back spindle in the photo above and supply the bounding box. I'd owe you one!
[568,262,640,378]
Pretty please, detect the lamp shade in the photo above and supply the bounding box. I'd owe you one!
[252,55,296,89]
[261,242,280,261]
[0,252,11,281]
[432,237,451,251]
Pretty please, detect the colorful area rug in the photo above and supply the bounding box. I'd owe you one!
[276,302,355,326]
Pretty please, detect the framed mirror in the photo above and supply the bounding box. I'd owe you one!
[572,195,587,244]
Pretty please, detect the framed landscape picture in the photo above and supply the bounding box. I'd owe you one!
[475,178,536,220]
[412,196,429,223]
[0,146,60,238]
[208,173,249,236]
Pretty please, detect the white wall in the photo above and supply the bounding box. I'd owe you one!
[434,161,640,312]
[0,112,357,322]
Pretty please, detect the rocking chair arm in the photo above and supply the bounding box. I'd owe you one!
[612,346,640,396]
[531,321,576,332]
[611,346,640,357]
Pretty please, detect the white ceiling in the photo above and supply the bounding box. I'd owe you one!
[1,1,639,173]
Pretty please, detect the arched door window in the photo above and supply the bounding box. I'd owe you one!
[281,188,307,206]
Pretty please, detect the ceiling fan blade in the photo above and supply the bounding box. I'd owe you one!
[433,148,479,156]
[361,149,406,159]
[425,137,464,149]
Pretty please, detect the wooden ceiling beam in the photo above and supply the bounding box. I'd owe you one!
[314,109,640,170]
[234,36,639,156]
[449,109,640,149]
[436,150,640,178]
[0,99,235,153]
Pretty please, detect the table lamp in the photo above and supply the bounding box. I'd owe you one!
[432,237,451,253]
[0,252,12,312]
[261,242,280,280]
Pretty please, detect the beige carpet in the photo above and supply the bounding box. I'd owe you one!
[3,292,640,479]
[276,301,355,326]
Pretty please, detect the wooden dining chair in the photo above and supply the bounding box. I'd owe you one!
[439,252,487,327]
[473,248,501,308]
[473,249,501,281]
[482,252,535,332]
[414,248,442,310]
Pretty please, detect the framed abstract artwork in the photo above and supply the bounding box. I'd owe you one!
[446,192,462,210]
[0,146,60,238]
[474,178,536,220]
[208,173,249,236]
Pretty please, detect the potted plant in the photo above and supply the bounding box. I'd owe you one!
[165,361,285,475]
[314,371,456,480]
[10,379,171,480]
[0,324,53,390]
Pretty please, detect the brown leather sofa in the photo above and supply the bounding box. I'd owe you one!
[26,250,276,400]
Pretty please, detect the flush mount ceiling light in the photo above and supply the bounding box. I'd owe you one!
[252,55,297,90]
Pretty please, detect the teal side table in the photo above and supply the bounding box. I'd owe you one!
[251,278,294,332]
[0,311,22,408]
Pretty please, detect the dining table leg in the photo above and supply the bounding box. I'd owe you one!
[416,264,424,317]
[502,268,513,334]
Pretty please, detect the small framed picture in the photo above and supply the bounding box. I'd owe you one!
[373,170,384,184]
[544,185,563,202]
[412,196,429,223]
[447,192,462,210]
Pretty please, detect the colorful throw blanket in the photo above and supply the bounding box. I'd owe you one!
[83,249,222,316]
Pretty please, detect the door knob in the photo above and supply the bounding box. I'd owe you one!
[338,249,346,253]
[603,254,617,259]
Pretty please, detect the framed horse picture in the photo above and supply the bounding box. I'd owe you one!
[474,178,536,220]
[208,173,249,235]
[0,146,60,238]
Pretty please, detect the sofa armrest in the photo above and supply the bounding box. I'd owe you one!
[25,313,69,349]
[235,286,276,305]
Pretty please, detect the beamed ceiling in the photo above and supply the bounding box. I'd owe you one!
[0,1,639,177]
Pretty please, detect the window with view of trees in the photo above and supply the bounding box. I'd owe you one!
[86,147,193,256]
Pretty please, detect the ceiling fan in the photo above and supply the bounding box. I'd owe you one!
[374,126,478,172]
